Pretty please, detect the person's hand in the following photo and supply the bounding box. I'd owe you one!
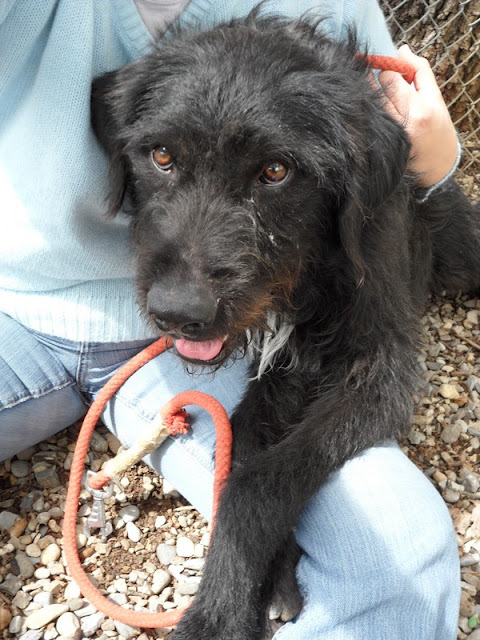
[378,44,458,188]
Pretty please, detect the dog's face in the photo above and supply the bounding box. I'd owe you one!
[92,15,410,366]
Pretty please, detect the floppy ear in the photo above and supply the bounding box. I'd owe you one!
[91,59,147,215]
[338,100,411,282]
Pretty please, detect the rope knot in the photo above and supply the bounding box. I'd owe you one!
[162,408,190,435]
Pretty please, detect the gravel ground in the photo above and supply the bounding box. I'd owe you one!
[1,294,480,640]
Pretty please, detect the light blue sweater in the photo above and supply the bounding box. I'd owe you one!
[0,0,395,342]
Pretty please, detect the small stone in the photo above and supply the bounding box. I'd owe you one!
[26,604,69,629]
[460,591,476,617]
[462,472,480,493]
[441,423,463,444]
[119,504,141,523]
[407,430,426,445]
[176,536,195,558]
[41,543,61,565]
[126,521,142,542]
[469,628,480,640]
[12,590,31,609]
[90,432,108,453]
[32,495,45,511]
[9,517,28,538]
[74,604,98,618]
[11,459,30,478]
[25,543,41,558]
[15,551,35,578]
[80,611,105,637]
[0,574,23,596]
[32,461,61,489]
[114,620,137,639]
[112,578,128,594]
[0,604,12,631]
[461,553,480,567]
[18,630,43,640]
[155,515,167,528]
[184,558,205,571]
[56,611,81,637]
[443,488,460,503]
[64,582,82,600]
[9,615,24,634]
[438,384,461,400]
[67,598,85,612]
[156,543,176,566]
[0,510,20,531]
[34,567,51,579]
[151,569,171,594]
[176,581,199,596]
[105,433,121,454]
[33,591,54,607]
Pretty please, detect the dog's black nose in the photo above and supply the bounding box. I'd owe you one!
[147,282,217,337]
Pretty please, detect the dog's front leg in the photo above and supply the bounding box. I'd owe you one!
[169,351,416,640]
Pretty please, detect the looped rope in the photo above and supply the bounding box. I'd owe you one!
[62,337,232,629]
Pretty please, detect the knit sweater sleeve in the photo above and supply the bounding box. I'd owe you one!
[0,0,16,24]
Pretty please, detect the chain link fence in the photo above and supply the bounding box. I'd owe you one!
[380,0,480,189]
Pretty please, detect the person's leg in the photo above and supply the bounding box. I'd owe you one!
[0,313,87,460]
[276,444,460,640]
[99,352,459,639]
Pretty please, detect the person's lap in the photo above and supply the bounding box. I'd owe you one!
[0,313,460,638]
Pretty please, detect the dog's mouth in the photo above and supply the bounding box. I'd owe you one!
[174,336,227,365]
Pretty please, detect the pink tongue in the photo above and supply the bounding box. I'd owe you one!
[175,338,224,361]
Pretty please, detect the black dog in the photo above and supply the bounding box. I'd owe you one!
[92,11,480,640]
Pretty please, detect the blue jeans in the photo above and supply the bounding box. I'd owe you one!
[0,312,460,638]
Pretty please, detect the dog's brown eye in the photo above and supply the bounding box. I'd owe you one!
[152,146,174,171]
[260,161,289,185]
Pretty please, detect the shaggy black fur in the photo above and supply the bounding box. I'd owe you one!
[92,11,480,640]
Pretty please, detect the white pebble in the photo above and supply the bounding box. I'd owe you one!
[32,591,53,607]
[126,521,142,542]
[176,536,195,558]
[26,604,69,629]
[114,620,137,639]
[40,543,61,565]
[34,567,51,579]
[25,543,41,558]
[56,611,81,637]
[80,611,105,637]
[156,543,176,566]
[151,569,171,594]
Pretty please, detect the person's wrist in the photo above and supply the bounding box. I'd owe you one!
[414,129,459,187]
[414,137,462,203]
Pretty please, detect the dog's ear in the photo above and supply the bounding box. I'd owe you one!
[91,59,146,215]
[338,101,411,282]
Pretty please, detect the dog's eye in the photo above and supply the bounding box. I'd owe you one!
[152,146,174,172]
[259,161,289,185]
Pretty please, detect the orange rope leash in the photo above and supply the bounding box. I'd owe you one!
[359,54,416,84]
[62,337,232,629]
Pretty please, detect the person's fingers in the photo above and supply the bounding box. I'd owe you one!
[397,44,442,98]
[378,69,415,121]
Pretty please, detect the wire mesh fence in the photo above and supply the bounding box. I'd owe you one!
[379,0,480,183]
